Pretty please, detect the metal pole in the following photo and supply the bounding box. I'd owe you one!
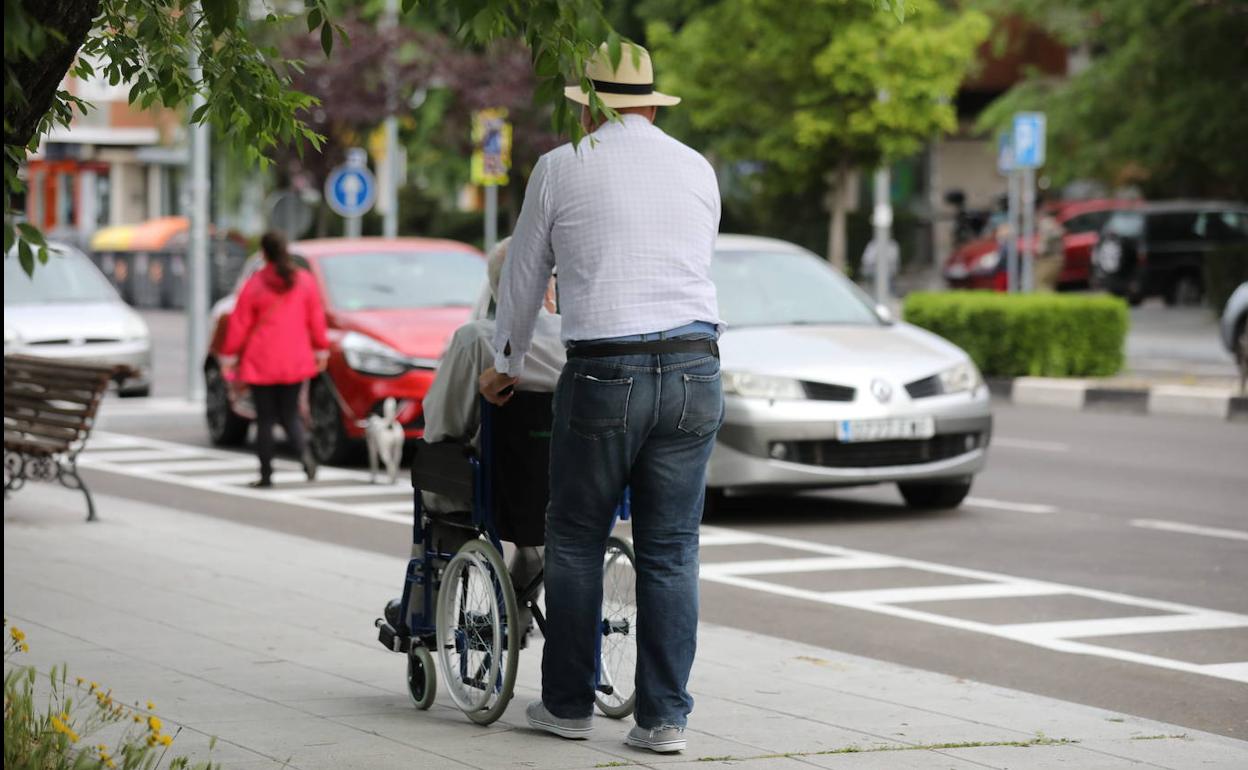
[346,216,362,239]
[187,5,210,402]
[381,0,399,238]
[484,185,498,254]
[1021,167,1036,292]
[1006,170,1020,293]
[871,165,892,306]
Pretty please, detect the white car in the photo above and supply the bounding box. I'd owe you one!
[4,242,152,396]
[708,235,992,509]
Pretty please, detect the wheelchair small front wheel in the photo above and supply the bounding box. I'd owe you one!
[595,535,638,719]
[407,645,436,710]
[436,539,520,725]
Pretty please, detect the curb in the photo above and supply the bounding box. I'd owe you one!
[989,377,1248,421]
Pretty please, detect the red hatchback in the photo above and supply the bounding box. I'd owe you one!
[943,199,1138,290]
[204,238,485,463]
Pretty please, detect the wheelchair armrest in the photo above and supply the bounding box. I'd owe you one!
[410,440,476,501]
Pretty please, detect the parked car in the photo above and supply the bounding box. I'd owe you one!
[1092,202,1248,306]
[943,199,1137,291]
[4,242,152,395]
[710,235,993,509]
[204,238,486,464]
[1221,282,1248,393]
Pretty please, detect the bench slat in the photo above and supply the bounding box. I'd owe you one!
[4,385,102,407]
[3,417,82,443]
[4,354,122,378]
[3,432,70,456]
[4,403,88,427]
[2,394,94,419]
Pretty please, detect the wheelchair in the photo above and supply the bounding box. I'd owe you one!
[375,392,638,725]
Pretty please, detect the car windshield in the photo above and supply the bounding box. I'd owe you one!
[4,248,120,305]
[1104,211,1145,238]
[317,250,484,311]
[712,249,881,327]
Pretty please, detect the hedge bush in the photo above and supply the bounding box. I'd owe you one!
[1203,245,1248,314]
[903,291,1129,377]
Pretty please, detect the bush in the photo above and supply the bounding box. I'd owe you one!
[903,291,1129,377]
[1203,245,1248,314]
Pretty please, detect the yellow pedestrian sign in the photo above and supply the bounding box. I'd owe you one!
[471,108,511,187]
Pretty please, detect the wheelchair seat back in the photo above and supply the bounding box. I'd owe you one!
[484,391,553,547]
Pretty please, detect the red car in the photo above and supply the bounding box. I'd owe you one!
[204,238,485,464]
[943,199,1139,290]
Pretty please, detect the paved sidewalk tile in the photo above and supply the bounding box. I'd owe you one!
[6,485,1247,769]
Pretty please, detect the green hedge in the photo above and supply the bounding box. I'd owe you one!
[1204,246,1248,314]
[903,291,1129,377]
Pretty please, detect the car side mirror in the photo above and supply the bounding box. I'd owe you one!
[875,304,894,324]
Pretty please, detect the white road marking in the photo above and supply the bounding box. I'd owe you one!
[1131,519,1248,543]
[698,524,1248,685]
[98,397,205,418]
[992,437,1071,453]
[965,497,1058,514]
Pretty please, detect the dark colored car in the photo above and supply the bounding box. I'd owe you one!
[1092,202,1248,306]
[204,238,485,464]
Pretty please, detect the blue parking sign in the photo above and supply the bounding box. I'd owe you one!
[1012,112,1046,169]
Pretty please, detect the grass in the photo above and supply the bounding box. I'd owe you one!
[593,734,1079,767]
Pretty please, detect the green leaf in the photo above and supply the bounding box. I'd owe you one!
[307,8,322,32]
[18,240,34,276]
[402,0,419,13]
[191,103,210,124]
[607,31,621,71]
[321,22,333,56]
[17,223,46,247]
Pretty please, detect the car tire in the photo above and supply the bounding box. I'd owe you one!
[205,363,250,446]
[898,478,973,510]
[1164,272,1203,307]
[309,375,356,466]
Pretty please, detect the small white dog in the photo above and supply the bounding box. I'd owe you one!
[364,397,405,484]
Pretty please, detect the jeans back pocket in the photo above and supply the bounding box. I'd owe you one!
[569,373,633,439]
[677,370,723,437]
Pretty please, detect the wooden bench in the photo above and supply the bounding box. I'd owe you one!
[4,355,132,521]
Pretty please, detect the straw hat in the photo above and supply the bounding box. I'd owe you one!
[564,42,681,109]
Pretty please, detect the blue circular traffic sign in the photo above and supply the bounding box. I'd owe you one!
[325,164,377,218]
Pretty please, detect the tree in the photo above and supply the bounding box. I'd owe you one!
[975,0,1248,200]
[649,0,988,267]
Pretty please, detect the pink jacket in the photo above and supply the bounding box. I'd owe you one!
[222,264,330,385]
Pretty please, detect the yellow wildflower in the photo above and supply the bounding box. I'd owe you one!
[98,744,108,752]
[76,677,85,685]
[146,735,158,748]
[147,716,162,732]
[146,700,155,710]
[9,626,25,643]
[159,734,173,747]
[133,715,142,723]
[19,642,28,652]
[89,681,99,692]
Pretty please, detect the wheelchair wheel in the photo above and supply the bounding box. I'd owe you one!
[435,539,520,725]
[595,535,638,719]
[407,645,436,710]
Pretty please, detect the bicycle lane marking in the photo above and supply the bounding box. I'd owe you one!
[697,524,1248,685]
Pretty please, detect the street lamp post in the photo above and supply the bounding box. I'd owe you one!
[186,5,211,402]
[381,0,399,238]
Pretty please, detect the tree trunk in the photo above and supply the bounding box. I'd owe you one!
[4,0,101,148]
[824,160,852,271]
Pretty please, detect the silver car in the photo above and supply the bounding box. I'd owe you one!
[709,235,992,509]
[4,243,152,396]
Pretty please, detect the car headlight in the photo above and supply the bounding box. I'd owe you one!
[722,371,806,400]
[975,249,1002,272]
[341,331,437,377]
[122,312,150,343]
[938,360,982,395]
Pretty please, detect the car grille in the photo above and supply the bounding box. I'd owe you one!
[780,432,983,468]
[801,381,856,402]
[905,375,942,399]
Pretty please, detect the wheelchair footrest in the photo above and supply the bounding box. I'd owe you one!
[375,619,411,653]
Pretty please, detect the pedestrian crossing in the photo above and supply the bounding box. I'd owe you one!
[78,431,1248,686]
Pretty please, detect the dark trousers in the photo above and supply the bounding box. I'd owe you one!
[252,382,305,479]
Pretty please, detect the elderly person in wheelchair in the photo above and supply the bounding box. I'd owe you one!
[385,237,561,634]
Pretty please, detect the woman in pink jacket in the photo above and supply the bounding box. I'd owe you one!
[222,232,330,487]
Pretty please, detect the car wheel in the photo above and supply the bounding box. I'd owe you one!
[309,376,355,466]
[898,478,973,510]
[205,363,250,446]
[1164,273,1203,307]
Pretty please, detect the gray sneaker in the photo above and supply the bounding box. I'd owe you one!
[625,724,686,753]
[525,700,593,740]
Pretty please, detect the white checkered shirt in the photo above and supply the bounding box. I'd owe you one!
[493,114,722,377]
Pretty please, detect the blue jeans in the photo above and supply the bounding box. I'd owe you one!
[541,336,723,728]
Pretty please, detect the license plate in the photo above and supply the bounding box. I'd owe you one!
[837,417,935,443]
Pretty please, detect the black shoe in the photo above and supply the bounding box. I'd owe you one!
[301,447,318,481]
[249,477,273,489]
[384,597,403,630]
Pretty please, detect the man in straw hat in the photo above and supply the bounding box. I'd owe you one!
[480,41,722,754]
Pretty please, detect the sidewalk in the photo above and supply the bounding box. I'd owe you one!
[5,485,1247,769]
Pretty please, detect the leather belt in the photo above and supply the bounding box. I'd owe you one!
[566,339,719,359]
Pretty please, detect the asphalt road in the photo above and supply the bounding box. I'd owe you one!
[83,385,1248,740]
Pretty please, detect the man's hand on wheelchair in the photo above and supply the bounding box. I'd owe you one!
[479,367,519,406]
